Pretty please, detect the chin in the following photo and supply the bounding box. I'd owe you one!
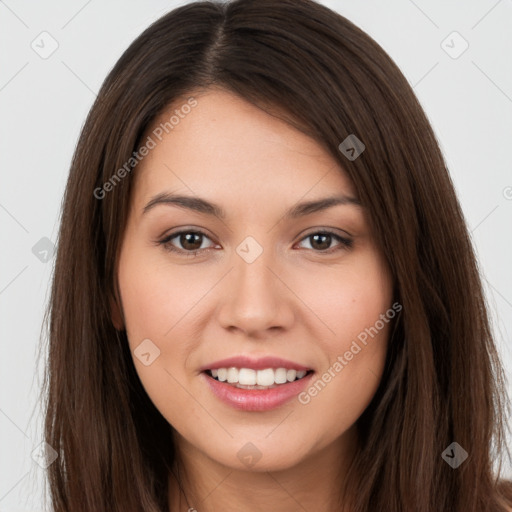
[203,439,310,473]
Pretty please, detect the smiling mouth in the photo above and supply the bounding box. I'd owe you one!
[204,367,314,390]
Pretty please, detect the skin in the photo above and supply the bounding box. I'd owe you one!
[112,88,393,512]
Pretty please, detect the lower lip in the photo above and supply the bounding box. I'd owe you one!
[202,371,314,411]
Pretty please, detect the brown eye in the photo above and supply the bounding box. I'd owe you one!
[179,232,203,251]
[310,233,332,251]
[159,230,216,256]
[297,231,353,253]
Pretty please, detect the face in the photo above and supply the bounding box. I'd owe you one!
[113,88,393,473]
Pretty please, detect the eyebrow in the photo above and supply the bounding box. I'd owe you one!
[142,192,362,220]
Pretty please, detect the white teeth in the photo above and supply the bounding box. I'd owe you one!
[274,368,287,384]
[256,368,274,386]
[208,366,309,386]
[239,368,256,385]
[227,367,238,383]
[286,369,297,382]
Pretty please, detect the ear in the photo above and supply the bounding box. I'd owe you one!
[109,294,125,331]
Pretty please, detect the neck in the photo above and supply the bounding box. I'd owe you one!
[168,427,359,512]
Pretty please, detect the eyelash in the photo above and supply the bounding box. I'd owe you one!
[157,229,353,257]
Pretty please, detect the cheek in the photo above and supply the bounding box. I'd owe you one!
[117,242,213,395]
[294,251,392,423]
[118,245,199,343]
[295,249,393,343]
[297,313,390,442]
[117,246,201,425]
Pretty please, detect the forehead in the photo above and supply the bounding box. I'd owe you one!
[132,89,356,214]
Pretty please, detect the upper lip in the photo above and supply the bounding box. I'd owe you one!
[200,355,312,372]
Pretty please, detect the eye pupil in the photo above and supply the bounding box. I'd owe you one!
[181,232,202,250]
[311,233,331,251]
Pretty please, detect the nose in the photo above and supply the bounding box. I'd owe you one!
[216,244,295,337]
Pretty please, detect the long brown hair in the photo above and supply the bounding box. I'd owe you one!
[39,0,512,510]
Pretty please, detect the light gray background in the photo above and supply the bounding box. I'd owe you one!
[1,0,511,510]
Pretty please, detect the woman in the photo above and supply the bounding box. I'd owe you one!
[41,0,512,510]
